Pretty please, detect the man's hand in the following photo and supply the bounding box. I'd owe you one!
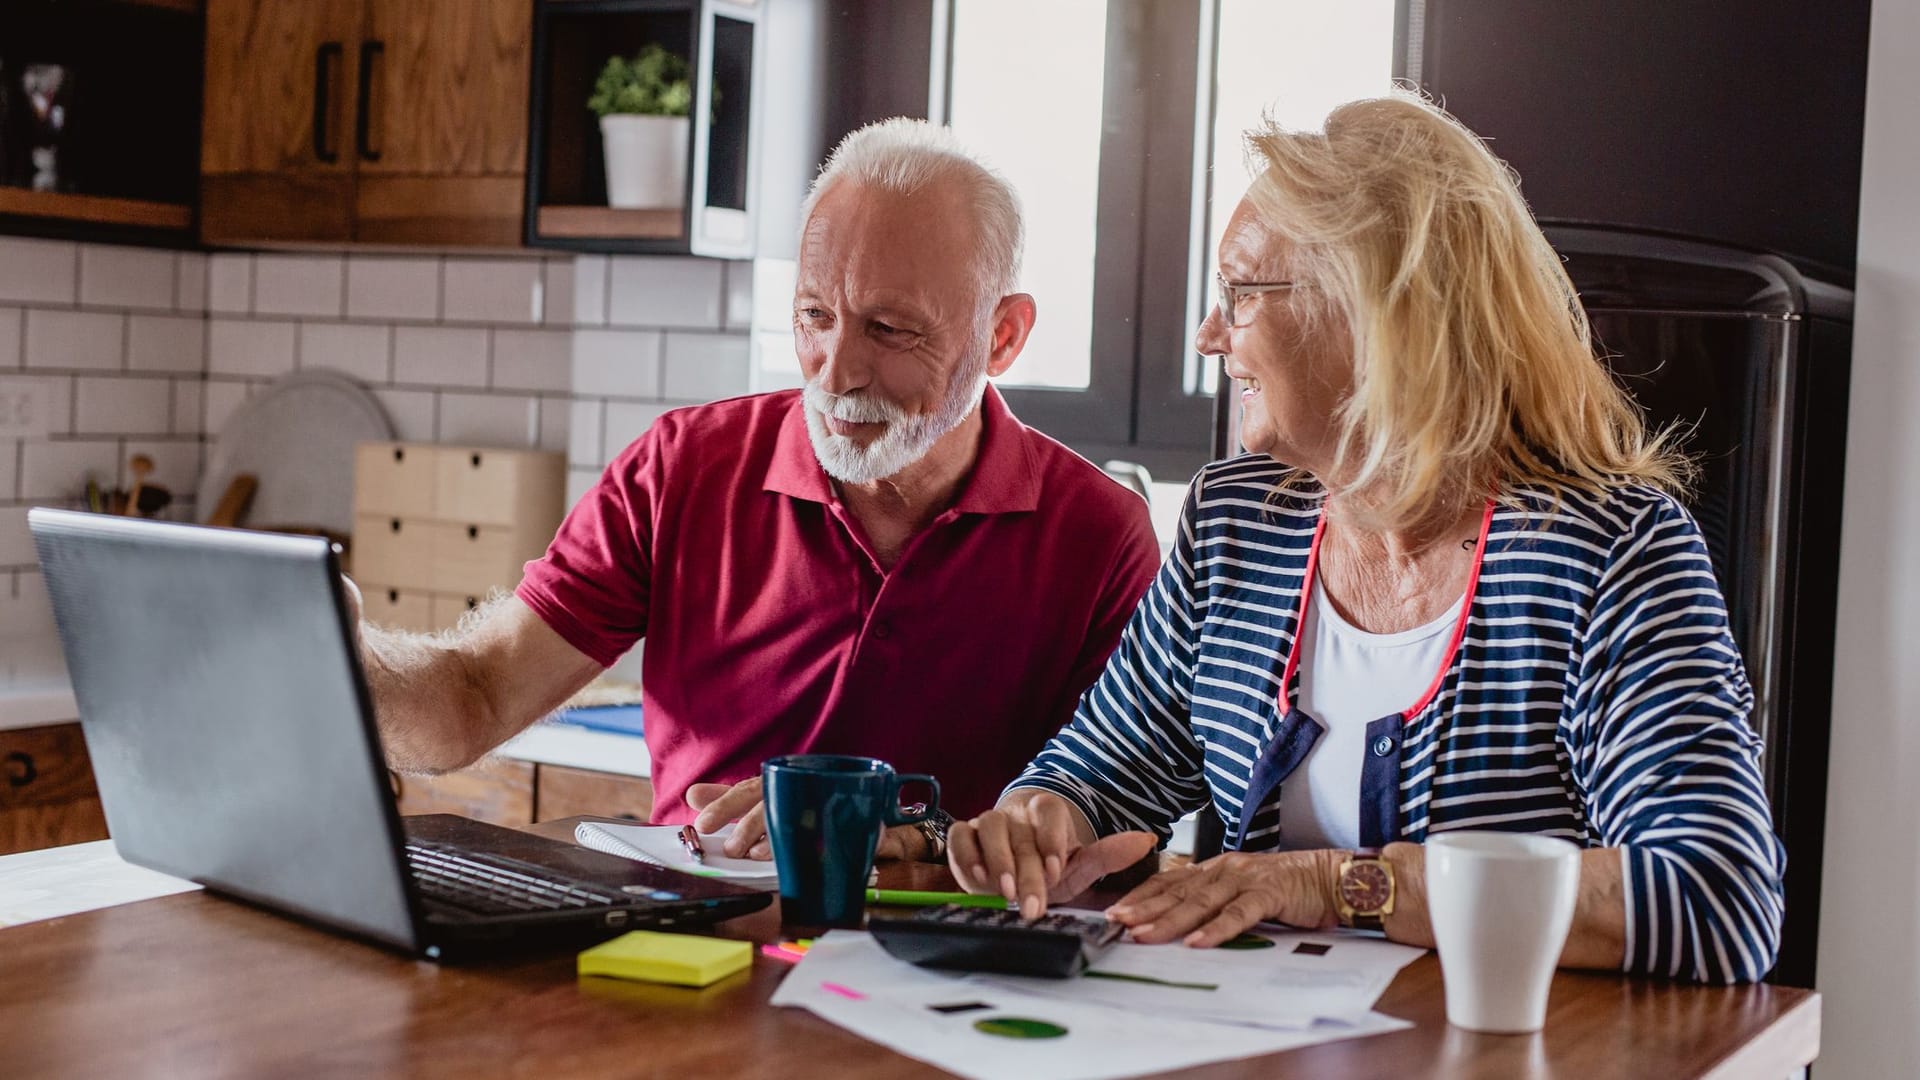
[947,791,1156,919]
[687,778,772,859]
[685,778,927,862]
[1103,849,1342,947]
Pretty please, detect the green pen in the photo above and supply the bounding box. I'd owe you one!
[865,888,1011,908]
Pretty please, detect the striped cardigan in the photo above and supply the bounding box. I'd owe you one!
[1010,455,1786,983]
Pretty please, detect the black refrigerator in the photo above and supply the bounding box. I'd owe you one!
[1208,224,1852,988]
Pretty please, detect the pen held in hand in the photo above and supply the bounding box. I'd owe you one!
[678,824,707,865]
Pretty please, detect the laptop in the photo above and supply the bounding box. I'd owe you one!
[28,508,770,960]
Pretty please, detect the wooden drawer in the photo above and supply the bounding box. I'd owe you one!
[352,514,435,587]
[363,586,435,633]
[393,756,534,827]
[0,722,109,855]
[534,764,653,823]
[435,446,565,527]
[430,592,484,632]
[354,443,441,518]
[426,521,544,595]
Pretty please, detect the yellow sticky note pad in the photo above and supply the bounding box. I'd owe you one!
[577,931,752,988]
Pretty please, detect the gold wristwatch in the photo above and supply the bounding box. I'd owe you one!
[1335,849,1395,931]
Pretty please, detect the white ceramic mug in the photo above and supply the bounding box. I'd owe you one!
[1425,831,1581,1033]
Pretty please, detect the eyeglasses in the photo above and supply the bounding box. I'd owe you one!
[1215,272,1303,326]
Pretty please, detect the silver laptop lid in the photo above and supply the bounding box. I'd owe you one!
[29,509,419,950]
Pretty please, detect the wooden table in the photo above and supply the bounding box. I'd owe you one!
[0,818,1819,1078]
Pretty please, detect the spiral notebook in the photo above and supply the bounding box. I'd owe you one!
[573,822,781,886]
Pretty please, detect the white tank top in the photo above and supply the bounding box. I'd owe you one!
[1278,577,1465,851]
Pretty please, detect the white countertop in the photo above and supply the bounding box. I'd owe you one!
[0,634,78,732]
[0,840,200,928]
[498,721,650,777]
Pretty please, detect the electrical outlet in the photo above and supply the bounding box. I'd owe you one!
[0,377,55,437]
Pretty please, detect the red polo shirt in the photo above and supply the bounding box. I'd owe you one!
[516,385,1160,824]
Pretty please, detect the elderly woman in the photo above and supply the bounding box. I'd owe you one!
[951,94,1784,984]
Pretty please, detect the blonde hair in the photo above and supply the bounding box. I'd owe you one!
[1242,91,1693,528]
[802,117,1024,299]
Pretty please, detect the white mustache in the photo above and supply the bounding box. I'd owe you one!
[804,381,903,425]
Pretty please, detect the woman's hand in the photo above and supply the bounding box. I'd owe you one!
[948,791,1156,919]
[1105,849,1343,947]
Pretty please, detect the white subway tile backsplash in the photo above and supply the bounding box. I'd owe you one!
[122,438,201,497]
[253,254,345,317]
[545,255,607,327]
[203,380,252,437]
[79,245,176,310]
[75,377,171,435]
[25,309,124,370]
[724,261,753,331]
[0,506,34,567]
[0,238,78,305]
[346,256,440,321]
[438,392,538,447]
[11,571,50,628]
[208,319,296,377]
[566,467,599,512]
[566,399,603,468]
[175,252,208,312]
[299,323,390,384]
[371,388,436,442]
[608,257,724,328]
[0,308,19,368]
[171,378,203,435]
[394,326,488,387]
[538,397,570,454]
[491,329,571,392]
[751,259,797,331]
[0,439,16,499]
[572,329,661,398]
[127,315,206,373]
[207,254,252,314]
[16,375,73,437]
[18,439,118,501]
[663,333,751,401]
[444,259,543,325]
[602,402,671,462]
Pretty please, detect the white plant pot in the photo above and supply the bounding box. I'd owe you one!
[600,114,689,210]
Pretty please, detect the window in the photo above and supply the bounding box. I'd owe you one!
[939,0,1397,478]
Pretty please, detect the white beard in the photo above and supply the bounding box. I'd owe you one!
[803,356,990,485]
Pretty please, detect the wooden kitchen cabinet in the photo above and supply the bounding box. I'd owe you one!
[201,0,363,244]
[392,756,535,827]
[392,759,653,828]
[533,764,653,823]
[201,0,532,247]
[0,724,110,856]
[355,0,531,245]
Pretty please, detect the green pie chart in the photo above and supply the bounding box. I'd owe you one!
[973,1016,1070,1039]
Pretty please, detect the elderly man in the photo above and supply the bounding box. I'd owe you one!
[357,118,1161,863]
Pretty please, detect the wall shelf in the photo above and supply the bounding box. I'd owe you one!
[535,205,679,240]
[0,189,191,230]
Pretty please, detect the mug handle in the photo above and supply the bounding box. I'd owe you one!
[885,774,940,826]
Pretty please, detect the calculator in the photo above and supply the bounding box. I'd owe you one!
[867,904,1126,978]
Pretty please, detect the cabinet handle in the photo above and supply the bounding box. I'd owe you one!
[356,40,385,163]
[4,751,35,788]
[313,42,342,163]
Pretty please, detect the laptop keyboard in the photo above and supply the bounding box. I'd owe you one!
[405,841,624,916]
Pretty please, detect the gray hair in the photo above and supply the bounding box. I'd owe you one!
[801,117,1024,300]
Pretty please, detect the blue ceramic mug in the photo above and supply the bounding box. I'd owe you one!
[762,754,939,928]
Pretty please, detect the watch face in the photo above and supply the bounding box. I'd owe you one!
[1339,861,1392,912]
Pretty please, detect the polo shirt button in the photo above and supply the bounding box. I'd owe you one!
[1371,736,1394,757]
[873,621,893,640]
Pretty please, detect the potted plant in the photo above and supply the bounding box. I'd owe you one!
[588,44,693,210]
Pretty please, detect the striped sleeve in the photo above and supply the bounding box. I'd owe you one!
[1568,493,1786,983]
[1002,477,1212,841]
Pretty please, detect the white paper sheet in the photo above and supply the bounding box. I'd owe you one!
[0,840,200,927]
[979,922,1425,1030]
[770,932,1413,1080]
[574,821,779,885]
